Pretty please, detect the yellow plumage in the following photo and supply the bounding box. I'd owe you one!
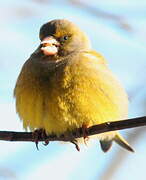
[14,19,133,152]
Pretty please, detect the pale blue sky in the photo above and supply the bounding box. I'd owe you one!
[0,0,146,179]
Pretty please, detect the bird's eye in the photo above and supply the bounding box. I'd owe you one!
[60,35,69,42]
[63,36,68,40]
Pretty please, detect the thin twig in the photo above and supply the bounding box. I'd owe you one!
[0,116,145,142]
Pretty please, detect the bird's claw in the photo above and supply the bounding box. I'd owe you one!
[43,139,49,146]
[82,124,89,145]
[71,140,80,151]
[32,129,49,150]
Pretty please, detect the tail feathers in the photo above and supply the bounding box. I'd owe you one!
[114,133,134,152]
[100,140,113,153]
[99,132,134,153]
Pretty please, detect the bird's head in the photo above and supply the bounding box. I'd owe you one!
[39,19,91,57]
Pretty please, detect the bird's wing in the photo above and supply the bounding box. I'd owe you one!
[83,50,108,65]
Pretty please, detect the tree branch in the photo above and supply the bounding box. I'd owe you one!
[70,0,133,31]
[0,116,146,143]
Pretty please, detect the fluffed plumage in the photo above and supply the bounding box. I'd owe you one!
[14,19,134,152]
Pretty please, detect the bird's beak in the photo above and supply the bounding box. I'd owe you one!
[40,36,60,56]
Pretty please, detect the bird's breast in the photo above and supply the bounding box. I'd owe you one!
[15,53,128,135]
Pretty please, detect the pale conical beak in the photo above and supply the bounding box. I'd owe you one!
[40,36,60,56]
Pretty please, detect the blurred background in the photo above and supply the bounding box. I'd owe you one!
[0,0,146,179]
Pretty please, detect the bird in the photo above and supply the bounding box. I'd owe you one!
[14,19,134,152]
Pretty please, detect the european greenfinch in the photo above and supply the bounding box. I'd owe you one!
[14,19,134,152]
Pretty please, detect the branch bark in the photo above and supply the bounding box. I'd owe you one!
[0,116,146,142]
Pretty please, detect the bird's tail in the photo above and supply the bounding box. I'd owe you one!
[99,132,134,153]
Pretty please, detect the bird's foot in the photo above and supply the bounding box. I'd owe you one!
[32,129,49,150]
[63,131,80,151]
[82,124,89,145]
[71,139,80,152]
